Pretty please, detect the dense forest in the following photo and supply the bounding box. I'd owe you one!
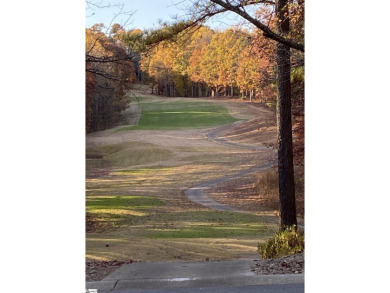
[85,24,137,133]
[139,26,276,100]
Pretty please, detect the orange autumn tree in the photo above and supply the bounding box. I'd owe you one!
[236,31,275,102]
[139,24,278,103]
[141,26,215,97]
[188,26,214,96]
[141,42,177,96]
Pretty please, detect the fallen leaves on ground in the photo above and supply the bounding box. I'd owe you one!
[252,252,304,275]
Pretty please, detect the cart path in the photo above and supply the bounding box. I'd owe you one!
[184,122,277,212]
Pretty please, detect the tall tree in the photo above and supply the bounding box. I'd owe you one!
[131,0,304,228]
[85,25,136,132]
[275,0,297,227]
[187,0,304,228]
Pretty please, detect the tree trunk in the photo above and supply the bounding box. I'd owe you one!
[198,83,202,97]
[276,0,297,229]
[183,76,187,97]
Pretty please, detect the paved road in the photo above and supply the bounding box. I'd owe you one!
[98,283,304,293]
[86,259,303,292]
[205,121,272,151]
[184,162,276,212]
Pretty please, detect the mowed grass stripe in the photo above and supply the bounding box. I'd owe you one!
[117,100,239,131]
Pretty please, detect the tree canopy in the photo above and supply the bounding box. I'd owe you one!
[85,25,137,132]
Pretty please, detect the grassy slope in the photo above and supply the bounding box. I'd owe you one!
[87,142,173,169]
[86,95,278,262]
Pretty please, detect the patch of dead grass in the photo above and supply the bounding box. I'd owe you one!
[255,166,304,219]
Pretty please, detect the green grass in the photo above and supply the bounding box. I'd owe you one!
[145,210,270,224]
[147,225,269,239]
[139,211,277,239]
[86,195,164,229]
[86,142,173,168]
[116,100,239,131]
[87,195,164,210]
[86,158,110,170]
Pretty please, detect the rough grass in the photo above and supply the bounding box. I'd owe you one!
[147,224,270,239]
[256,166,304,218]
[85,148,280,261]
[116,100,239,131]
[86,142,173,168]
[86,163,279,261]
[137,210,276,239]
[87,195,164,210]
[86,209,278,261]
[86,195,164,231]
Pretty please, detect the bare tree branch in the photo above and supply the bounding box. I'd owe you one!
[85,53,135,64]
[209,0,304,52]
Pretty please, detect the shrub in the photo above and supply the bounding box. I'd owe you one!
[258,226,304,259]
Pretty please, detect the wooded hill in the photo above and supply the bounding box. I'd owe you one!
[85,6,303,142]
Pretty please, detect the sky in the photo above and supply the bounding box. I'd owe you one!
[85,0,250,31]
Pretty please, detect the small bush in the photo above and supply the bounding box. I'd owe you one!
[258,226,304,259]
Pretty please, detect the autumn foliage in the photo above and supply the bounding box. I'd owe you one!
[85,24,136,133]
[139,25,278,101]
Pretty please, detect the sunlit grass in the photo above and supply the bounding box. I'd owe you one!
[146,224,270,239]
[86,195,165,230]
[85,236,267,262]
[136,210,277,239]
[86,209,278,261]
[116,100,239,131]
[87,195,163,209]
[111,167,176,176]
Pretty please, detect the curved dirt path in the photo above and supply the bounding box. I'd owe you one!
[184,122,277,212]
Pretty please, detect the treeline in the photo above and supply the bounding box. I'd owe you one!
[85,7,303,132]
[85,24,137,133]
[140,26,276,102]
